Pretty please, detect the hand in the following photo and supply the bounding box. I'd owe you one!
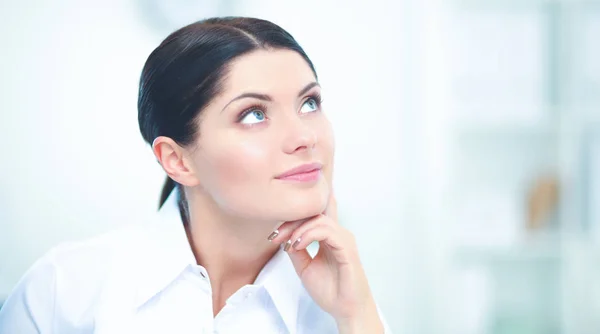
[268,192,384,333]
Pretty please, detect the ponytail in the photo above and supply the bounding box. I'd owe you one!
[159,176,176,209]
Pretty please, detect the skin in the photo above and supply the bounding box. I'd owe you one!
[152,49,383,333]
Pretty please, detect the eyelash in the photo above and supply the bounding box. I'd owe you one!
[236,93,324,123]
[308,93,324,109]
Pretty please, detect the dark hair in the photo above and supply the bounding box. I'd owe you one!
[137,17,318,209]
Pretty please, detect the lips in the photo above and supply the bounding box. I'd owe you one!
[276,162,323,181]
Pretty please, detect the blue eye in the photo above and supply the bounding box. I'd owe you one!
[300,98,319,114]
[240,109,266,124]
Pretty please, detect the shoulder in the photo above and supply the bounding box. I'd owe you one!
[43,221,163,298]
[47,223,156,282]
[0,223,159,332]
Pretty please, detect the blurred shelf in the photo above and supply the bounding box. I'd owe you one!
[455,247,561,266]
[583,107,600,125]
[454,122,557,140]
[455,236,562,266]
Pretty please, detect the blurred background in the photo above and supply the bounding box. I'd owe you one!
[0,0,599,333]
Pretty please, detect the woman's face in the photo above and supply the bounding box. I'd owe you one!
[188,49,334,223]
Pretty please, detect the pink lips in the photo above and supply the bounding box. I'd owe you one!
[276,162,323,182]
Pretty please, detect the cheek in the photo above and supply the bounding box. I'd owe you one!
[315,114,335,149]
[198,135,275,215]
[212,138,271,182]
[317,119,335,180]
[322,124,335,156]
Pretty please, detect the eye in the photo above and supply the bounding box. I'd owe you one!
[300,97,320,114]
[239,109,267,125]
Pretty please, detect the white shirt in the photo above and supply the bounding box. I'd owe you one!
[0,191,391,334]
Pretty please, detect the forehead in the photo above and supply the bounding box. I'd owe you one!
[221,49,316,97]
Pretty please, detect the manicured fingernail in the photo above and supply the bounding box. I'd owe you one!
[267,229,279,241]
[284,240,292,252]
[292,237,301,249]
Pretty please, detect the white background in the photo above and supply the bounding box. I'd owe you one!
[1,1,599,333]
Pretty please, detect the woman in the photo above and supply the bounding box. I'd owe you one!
[0,17,390,333]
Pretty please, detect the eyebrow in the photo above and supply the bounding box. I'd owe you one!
[221,81,320,112]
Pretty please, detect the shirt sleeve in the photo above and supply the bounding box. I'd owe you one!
[0,250,58,334]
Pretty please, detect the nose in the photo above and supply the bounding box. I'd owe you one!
[282,116,317,155]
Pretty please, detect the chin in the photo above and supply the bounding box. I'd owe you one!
[274,187,329,222]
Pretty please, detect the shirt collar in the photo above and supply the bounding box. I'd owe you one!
[133,189,196,309]
[134,189,304,332]
[255,243,304,332]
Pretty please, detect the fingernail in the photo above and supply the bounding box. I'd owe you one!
[267,229,279,241]
[292,237,301,249]
[283,240,292,252]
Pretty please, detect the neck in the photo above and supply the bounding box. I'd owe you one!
[182,189,281,314]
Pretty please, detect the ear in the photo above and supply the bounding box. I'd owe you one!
[152,136,200,187]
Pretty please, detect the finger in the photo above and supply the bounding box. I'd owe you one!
[288,223,343,252]
[287,248,312,277]
[267,218,310,243]
[285,218,337,277]
[281,214,335,251]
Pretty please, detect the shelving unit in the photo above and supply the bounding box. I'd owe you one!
[444,0,599,333]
